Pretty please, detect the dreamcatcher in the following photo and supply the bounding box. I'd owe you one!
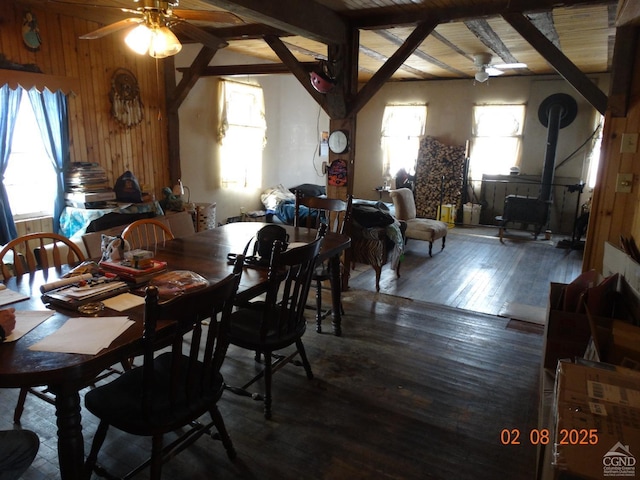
[109,68,144,127]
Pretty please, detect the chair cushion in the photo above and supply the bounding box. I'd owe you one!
[406,219,448,242]
[389,188,416,221]
[84,352,223,435]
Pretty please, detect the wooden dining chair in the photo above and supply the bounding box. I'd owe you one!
[0,232,86,280]
[294,191,353,332]
[225,229,324,419]
[83,258,244,480]
[0,232,89,423]
[121,218,175,250]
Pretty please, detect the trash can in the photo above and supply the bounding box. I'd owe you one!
[463,203,481,225]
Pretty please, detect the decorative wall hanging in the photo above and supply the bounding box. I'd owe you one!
[22,10,41,51]
[109,68,144,128]
[328,159,348,186]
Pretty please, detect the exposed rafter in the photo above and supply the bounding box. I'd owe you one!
[464,19,522,65]
[200,0,349,44]
[502,11,608,114]
[351,0,616,29]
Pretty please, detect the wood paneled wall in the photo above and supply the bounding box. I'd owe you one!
[0,3,170,200]
[584,36,640,272]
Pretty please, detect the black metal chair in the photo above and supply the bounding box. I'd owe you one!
[225,229,324,419]
[294,192,353,332]
[83,258,244,480]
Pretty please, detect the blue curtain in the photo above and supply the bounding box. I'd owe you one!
[0,86,22,244]
[28,89,69,234]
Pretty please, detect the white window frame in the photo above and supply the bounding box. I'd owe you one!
[380,104,427,179]
[5,91,57,220]
[217,79,266,189]
[469,104,526,180]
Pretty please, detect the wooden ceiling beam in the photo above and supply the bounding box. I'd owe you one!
[169,46,220,112]
[527,12,561,48]
[263,35,329,114]
[607,26,638,117]
[353,0,616,29]
[616,0,640,26]
[200,0,348,44]
[502,12,608,115]
[375,29,462,77]
[465,19,522,65]
[177,62,318,76]
[349,19,438,117]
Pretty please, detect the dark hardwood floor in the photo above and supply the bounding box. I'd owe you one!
[349,224,584,315]
[1,225,583,479]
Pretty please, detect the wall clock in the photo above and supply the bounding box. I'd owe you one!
[328,130,348,154]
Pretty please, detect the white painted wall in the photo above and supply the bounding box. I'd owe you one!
[354,74,608,201]
[176,45,609,224]
[176,45,328,224]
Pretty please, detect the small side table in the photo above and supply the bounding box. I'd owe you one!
[374,186,391,200]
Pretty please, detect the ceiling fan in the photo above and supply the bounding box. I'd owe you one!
[77,0,242,58]
[472,53,527,83]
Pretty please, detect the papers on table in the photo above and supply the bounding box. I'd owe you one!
[29,316,135,355]
[0,284,29,307]
[4,311,54,342]
[101,293,145,312]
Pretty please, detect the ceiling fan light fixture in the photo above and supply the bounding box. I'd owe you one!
[125,24,153,55]
[474,69,490,83]
[148,26,182,58]
[124,22,182,58]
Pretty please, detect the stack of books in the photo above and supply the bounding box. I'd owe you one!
[65,162,116,208]
[42,277,130,309]
[99,259,168,285]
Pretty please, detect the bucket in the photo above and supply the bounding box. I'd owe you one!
[437,204,455,227]
[463,203,481,225]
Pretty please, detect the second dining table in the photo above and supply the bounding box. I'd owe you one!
[0,221,351,480]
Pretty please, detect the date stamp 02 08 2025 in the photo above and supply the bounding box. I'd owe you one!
[500,428,599,446]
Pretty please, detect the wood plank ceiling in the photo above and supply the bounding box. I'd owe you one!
[19,0,618,84]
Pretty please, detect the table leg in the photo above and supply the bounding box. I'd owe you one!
[329,255,342,336]
[51,385,85,480]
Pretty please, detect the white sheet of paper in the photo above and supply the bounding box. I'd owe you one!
[4,311,54,342]
[101,293,145,312]
[0,285,29,307]
[28,316,134,355]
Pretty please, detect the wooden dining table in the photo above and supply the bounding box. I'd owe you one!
[0,222,350,479]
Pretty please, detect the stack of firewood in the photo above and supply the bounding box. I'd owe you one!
[414,136,466,219]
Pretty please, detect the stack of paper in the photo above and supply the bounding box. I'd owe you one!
[29,316,134,355]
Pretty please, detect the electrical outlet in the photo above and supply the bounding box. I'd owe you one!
[616,173,633,193]
[621,133,638,153]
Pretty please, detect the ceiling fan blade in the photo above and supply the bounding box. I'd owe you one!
[492,63,528,70]
[485,67,505,76]
[172,9,244,25]
[169,20,228,50]
[79,17,143,39]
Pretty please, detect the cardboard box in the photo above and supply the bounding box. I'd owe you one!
[543,282,636,371]
[544,283,600,370]
[551,361,640,479]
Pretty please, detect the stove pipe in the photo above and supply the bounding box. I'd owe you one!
[537,93,578,203]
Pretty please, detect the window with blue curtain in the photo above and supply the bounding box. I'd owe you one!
[0,85,68,243]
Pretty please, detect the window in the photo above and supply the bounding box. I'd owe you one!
[5,91,57,220]
[585,115,604,189]
[469,104,525,180]
[380,104,427,179]
[217,80,266,189]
